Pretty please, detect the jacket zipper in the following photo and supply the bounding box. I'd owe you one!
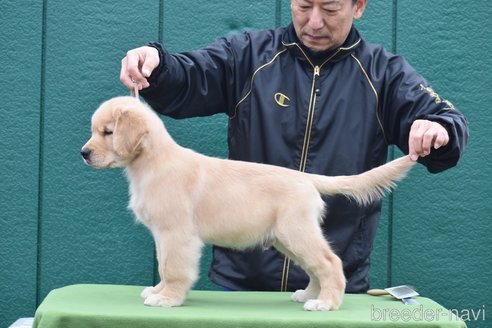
[280,62,321,292]
[299,65,320,172]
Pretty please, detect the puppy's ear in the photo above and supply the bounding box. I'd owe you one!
[113,108,148,158]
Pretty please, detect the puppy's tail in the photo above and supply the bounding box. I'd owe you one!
[307,155,416,206]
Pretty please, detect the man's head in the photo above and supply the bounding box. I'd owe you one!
[291,0,367,52]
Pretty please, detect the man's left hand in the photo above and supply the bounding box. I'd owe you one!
[408,119,449,161]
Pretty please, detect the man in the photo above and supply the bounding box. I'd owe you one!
[120,0,468,293]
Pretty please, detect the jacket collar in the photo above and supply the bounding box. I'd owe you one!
[282,23,362,66]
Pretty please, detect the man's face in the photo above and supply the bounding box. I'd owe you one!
[291,0,366,52]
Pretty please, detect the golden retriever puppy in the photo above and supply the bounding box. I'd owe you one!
[81,96,415,311]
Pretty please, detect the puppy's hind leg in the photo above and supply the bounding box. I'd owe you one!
[273,242,320,303]
[302,244,345,311]
[144,231,203,307]
[280,235,345,310]
[275,203,345,311]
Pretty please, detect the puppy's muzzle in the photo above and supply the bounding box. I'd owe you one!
[80,147,92,161]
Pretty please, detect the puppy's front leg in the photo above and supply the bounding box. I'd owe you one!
[144,231,203,307]
[141,232,166,299]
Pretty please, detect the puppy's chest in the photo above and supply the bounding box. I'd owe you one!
[128,185,152,226]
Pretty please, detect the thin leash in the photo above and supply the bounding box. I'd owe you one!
[130,79,139,99]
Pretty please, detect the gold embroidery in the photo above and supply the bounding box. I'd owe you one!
[419,84,455,109]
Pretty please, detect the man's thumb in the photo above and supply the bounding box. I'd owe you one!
[142,66,152,78]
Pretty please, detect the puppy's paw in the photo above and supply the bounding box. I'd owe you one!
[303,299,333,311]
[292,289,310,303]
[141,282,165,299]
[144,294,183,308]
[141,286,157,299]
[292,288,320,303]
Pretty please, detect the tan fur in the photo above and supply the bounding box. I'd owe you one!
[81,96,415,311]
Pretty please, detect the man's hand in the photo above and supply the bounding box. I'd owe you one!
[408,119,449,161]
[120,46,160,91]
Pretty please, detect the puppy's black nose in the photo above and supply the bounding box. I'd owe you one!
[80,147,92,160]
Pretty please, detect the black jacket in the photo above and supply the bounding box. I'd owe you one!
[142,24,468,293]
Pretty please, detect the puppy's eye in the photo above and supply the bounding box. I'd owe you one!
[103,129,113,136]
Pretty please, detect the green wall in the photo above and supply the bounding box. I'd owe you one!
[0,1,490,327]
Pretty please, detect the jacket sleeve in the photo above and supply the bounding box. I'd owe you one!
[140,37,240,119]
[381,55,469,173]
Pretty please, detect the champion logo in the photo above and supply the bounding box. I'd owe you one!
[274,92,290,108]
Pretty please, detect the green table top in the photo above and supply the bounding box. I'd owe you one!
[33,284,466,328]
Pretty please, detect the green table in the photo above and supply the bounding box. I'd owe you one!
[34,284,466,328]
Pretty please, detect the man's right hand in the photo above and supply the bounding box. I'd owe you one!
[120,46,160,91]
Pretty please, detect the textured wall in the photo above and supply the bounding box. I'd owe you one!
[0,1,490,327]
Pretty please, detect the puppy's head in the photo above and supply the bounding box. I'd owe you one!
[81,96,149,169]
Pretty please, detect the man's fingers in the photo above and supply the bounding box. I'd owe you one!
[421,129,435,156]
[126,50,147,86]
[120,47,160,90]
[433,129,449,149]
[120,52,146,90]
[141,64,152,78]
[409,121,424,160]
[140,47,159,79]
[120,57,134,89]
[408,120,449,161]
